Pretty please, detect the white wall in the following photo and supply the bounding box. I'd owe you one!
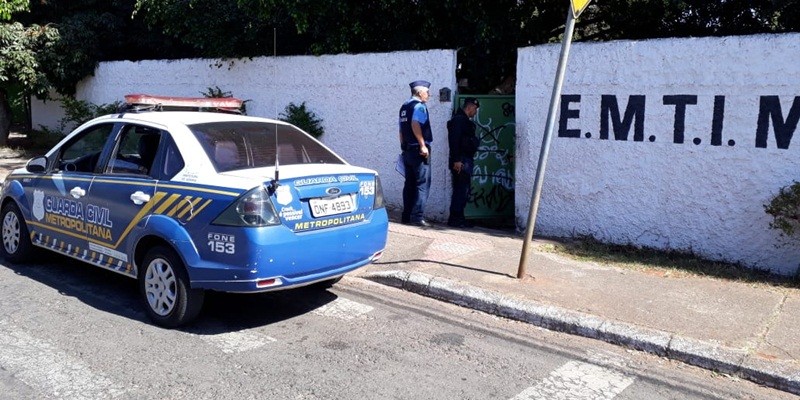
[34,50,458,221]
[33,34,800,274]
[516,33,800,275]
[30,92,66,131]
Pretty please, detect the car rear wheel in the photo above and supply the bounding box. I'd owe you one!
[139,246,204,328]
[0,202,33,263]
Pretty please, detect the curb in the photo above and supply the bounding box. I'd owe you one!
[361,270,800,396]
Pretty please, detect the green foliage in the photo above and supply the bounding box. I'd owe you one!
[200,86,232,98]
[0,20,59,143]
[200,85,250,114]
[764,182,800,239]
[0,0,28,21]
[575,0,800,42]
[40,97,122,136]
[134,0,275,58]
[18,0,194,96]
[131,0,800,93]
[11,0,800,96]
[0,22,59,98]
[279,102,324,139]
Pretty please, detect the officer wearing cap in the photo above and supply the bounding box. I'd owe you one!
[447,97,480,228]
[398,80,433,227]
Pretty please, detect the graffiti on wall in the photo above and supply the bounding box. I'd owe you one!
[463,96,516,219]
[557,94,800,148]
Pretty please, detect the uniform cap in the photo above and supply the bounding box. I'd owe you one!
[409,80,431,90]
[463,97,480,107]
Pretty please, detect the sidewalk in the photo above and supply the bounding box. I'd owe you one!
[354,220,800,395]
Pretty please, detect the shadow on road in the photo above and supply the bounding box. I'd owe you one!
[1,253,340,333]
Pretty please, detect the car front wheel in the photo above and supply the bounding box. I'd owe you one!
[0,202,33,263]
[139,245,204,328]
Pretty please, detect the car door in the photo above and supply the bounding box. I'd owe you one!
[26,122,117,262]
[81,123,164,276]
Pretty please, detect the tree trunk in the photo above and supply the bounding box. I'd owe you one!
[0,89,11,147]
[23,92,31,133]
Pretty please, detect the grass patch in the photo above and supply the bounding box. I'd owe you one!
[540,235,799,289]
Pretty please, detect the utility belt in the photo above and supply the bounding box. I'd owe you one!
[401,142,431,151]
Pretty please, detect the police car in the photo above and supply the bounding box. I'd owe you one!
[0,94,388,327]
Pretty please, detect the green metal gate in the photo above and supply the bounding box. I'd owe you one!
[453,95,515,222]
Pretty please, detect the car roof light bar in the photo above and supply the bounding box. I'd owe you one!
[122,94,245,114]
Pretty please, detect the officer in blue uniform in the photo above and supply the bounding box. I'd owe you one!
[398,80,433,227]
[447,97,480,228]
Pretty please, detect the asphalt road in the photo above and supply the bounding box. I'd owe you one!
[0,255,791,400]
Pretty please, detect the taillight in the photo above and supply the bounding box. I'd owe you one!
[213,187,280,227]
[373,176,385,210]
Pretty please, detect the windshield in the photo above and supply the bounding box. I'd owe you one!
[189,121,345,172]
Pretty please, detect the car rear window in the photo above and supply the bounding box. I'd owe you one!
[189,121,345,172]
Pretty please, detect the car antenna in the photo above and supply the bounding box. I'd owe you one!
[269,119,280,193]
[268,28,280,194]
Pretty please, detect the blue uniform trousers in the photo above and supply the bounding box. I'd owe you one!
[448,158,473,225]
[401,148,431,223]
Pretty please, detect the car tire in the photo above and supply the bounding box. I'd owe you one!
[0,202,33,263]
[139,245,204,328]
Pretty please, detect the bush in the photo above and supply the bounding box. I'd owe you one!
[279,102,324,139]
[39,97,122,137]
[200,86,249,114]
[200,86,232,98]
[764,181,800,239]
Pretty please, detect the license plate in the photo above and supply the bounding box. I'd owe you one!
[309,194,356,217]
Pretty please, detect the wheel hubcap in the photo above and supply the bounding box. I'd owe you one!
[2,211,20,255]
[144,258,177,316]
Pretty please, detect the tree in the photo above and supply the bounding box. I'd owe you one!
[0,0,30,143]
[132,1,800,94]
[0,0,26,21]
[20,0,196,95]
[133,0,285,58]
[0,0,196,144]
[131,0,570,93]
[1,0,795,145]
[0,20,59,145]
[575,0,800,41]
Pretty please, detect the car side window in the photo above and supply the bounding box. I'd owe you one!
[162,138,185,179]
[56,123,115,173]
[106,125,162,177]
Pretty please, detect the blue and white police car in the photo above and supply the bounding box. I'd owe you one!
[0,94,388,327]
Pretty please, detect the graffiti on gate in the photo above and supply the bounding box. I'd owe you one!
[462,96,516,219]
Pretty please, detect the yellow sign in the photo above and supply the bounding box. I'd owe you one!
[571,0,592,19]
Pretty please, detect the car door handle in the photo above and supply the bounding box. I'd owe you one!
[130,191,151,205]
[69,186,86,199]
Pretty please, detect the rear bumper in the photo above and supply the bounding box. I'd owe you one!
[191,249,383,292]
[186,209,389,292]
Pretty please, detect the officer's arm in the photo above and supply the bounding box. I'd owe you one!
[411,121,426,147]
[448,120,460,165]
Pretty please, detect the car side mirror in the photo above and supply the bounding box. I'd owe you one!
[26,156,47,173]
